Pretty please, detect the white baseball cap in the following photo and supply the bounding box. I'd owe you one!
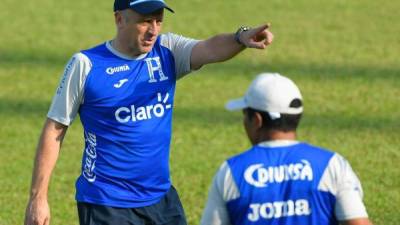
[225,73,303,119]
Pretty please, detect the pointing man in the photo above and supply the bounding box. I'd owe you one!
[24,0,273,224]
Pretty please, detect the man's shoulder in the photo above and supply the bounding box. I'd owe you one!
[158,32,199,49]
[158,32,179,49]
[80,42,111,59]
[298,142,336,155]
[226,146,258,165]
[158,32,179,41]
[63,52,92,73]
[226,143,337,167]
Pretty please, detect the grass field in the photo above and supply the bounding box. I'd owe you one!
[0,0,399,224]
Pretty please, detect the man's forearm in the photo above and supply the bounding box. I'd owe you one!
[202,33,245,62]
[29,119,67,200]
[190,33,244,70]
[190,24,273,70]
[29,144,60,200]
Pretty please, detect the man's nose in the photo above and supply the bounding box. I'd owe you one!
[148,20,158,35]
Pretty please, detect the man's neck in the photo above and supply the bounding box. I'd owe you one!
[111,38,142,57]
[268,131,296,140]
[254,130,297,144]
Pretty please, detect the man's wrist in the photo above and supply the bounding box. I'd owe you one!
[234,26,251,46]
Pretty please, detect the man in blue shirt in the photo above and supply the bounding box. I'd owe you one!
[201,73,372,225]
[24,0,273,225]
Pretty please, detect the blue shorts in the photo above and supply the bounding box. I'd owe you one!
[77,186,187,225]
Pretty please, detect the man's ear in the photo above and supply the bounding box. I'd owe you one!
[253,112,263,129]
[114,11,124,28]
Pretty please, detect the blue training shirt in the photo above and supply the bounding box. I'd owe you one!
[226,143,337,225]
[47,33,199,207]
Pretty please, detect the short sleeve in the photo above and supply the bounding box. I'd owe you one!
[200,162,240,225]
[318,154,369,221]
[159,33,200,79]
[47,53,92,126]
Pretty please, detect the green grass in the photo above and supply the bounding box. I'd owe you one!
[1,0,399,224]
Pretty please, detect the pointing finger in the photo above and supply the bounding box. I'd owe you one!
[253,23,271,33]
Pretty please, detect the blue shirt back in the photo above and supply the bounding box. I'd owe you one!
[226,143,337,225]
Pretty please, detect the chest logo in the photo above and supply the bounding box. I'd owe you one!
[114,79,129,88]
[106,64,130,75]
[115,92,172,123]
[145,57,168,83]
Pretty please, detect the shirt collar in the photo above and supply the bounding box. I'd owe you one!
[106,41,148,60]
[257,140,299,148]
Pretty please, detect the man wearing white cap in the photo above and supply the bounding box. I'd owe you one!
[200,73,372,225]
[24,0,274,224]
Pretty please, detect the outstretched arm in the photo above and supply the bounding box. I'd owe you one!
[190,24,273,70]
[25,118,68,225]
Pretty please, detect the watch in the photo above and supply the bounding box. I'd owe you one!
[234,26,251,46]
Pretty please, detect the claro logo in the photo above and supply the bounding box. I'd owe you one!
[115,93,171,123]
[106,64,130,75]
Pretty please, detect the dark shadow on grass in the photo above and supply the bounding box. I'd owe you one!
[198,59,400,80]
[1,50,399,81]
[0,98,397,132]
[173,106,399,132]
[0,50,71,68]
[0,98,50,118]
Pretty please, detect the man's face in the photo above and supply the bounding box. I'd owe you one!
[118,9,164,55]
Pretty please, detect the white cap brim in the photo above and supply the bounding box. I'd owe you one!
[225,98,248,111]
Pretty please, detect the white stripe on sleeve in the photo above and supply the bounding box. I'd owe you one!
[318,154,369,220]
[160,33,200,79]
[200,162,240,225]
[47,53,92,126]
